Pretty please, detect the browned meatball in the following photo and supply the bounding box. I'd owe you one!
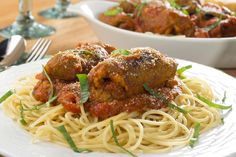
[210,17,236,37]
[77,42,116,54]
[57,83,81,113]
[136,1,195,36]
[175,0,203,14]
[119,1,136,13]
[33,75,67,103]
[200,2,233,19]
[194,16,236,38]
[89,47,177,102]
[99,8,136,31]
[33,79,51,103]
[45,44,109,81]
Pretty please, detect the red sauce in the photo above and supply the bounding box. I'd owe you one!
[87,86,181,119]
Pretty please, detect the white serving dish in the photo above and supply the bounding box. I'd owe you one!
[1,59,236,157]
[68,0,236,68]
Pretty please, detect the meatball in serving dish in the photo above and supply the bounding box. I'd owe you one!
[68,0,236,68]
[99,0,236,38]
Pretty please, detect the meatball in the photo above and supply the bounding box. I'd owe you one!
[99,8,136,31]
[136,1,195,36]
[57,83,81,113]
[77,42,116,54]
[33,76,67,103]
[45,44,109,81]
[89,47,177,102]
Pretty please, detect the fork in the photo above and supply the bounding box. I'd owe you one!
[25,38,51,63]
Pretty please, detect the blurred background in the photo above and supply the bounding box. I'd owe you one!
[0,0,97,54]
[0,0,235,75]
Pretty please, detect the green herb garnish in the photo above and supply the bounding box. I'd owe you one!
[31,96,57,110]
[104,7,123,16]
[0,90,13,103]
[143,83,188,114]
[197,94,232,110]
[167,102,188,114]
[19,102,27,125]
[45,95,58,107]
[222,91,227,103]
[168,0,189,15]
[76,74,89,105]
[57,125,91,153]
[76,49,101,58]
[111,49,131,56]
[221,117,224,124]
[78,50,94,55]
[110,120,137,157]
[204,17,222,32]
[182,9,189,15]
[169,0,180,9]
[136,2,147,17]
[18,95,57,120]
[143,83,166,100]
[177,65,192,75]
[233,12,236,17]
[189,122,201,147]
[42,66,54,100]
[177,65,192,79]
[195,7,201,14]
[74,49,94,55]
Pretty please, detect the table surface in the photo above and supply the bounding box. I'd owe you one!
[0,0,235,77]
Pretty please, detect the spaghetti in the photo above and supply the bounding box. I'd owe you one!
[1,75,224,154]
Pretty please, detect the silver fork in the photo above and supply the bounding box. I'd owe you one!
[26,38,51,63]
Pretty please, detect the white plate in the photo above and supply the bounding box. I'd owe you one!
[68,0,236,68]
[0,59,236,157]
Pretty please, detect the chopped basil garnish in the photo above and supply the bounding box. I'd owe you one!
[111,49,131,56]
[189,122,201,147]
[177,65,192,79]
[110,120,137,157]
[18,95,57,124]
[197,94,232,110]
[57,125,91,153]
[222,91,227,103]
[169,0,180,9]
[221,117,224,124]
[76,49,101,58]
[195,7,201,14]
[42,66,54,100]
[136,2,147,17]
[143,83,188,114]
[45,95,58,107]
[0,90,13,103]
[168,103,188,114]
[177,65,192,74]
[182,9,189,15]
[19,102,27,125]
[143,83,166,100]
[78,50,94,55]
[104,7,123,16]
[168,0,189,15]
[76,74,89,105]
[31,96,57,110]
[203,17,222,32]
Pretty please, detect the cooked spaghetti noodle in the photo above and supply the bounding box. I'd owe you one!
[1,75,222,154]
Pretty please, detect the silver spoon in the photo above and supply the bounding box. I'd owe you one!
[0,35,26,70]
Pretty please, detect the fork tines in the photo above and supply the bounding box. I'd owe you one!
[26,38,51,63]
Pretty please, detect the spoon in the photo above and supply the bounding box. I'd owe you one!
[0,35,26,69]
